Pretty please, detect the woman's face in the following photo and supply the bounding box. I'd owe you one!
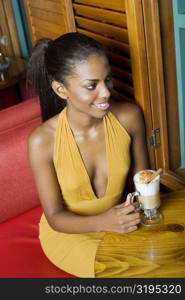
[63,53,113,118]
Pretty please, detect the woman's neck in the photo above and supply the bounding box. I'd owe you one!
[66,106,103,138]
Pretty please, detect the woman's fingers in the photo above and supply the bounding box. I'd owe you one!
[116,204,137,216]
[114,202,125,209]
[126,218,141,227]
[102,200,141,234]
[125,225,138,233]
[121,218,140,233]
[114,193,139,209]
[119,214,140,227]
[124,193,132,206]
[114,193,133,208]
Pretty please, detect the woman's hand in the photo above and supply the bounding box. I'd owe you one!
[97,194,141,234]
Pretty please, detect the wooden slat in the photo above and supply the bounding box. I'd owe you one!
[111,89,134,102]
[30,7,64,25]
[113,78,134,96]
[107,51,131,70]
[31,16,65,35]
[73,3,127,27]
[64,0,76,32]
[29,0,64,14]
[77,28,130,57]
[73,0,126,12]
[24,0,35,43]
[111,65,132,84]
[75,16,128,43]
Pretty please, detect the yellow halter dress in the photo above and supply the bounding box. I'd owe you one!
[39,107,131,277]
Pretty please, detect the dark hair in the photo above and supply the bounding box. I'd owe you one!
[27,32,107,121]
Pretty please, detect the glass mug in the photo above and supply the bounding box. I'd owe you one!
[130,170,163,226]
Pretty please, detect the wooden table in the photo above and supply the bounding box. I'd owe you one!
[110,190,185,278]
[0,57,26,90]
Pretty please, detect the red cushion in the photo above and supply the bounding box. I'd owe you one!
[0,97,40,132]
[0,206,76,278]
[0,98,42,222]
[0,117,42,223]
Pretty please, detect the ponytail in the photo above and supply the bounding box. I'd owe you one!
[27,38,65,121]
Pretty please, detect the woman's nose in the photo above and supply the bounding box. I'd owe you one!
[99,82,111,99]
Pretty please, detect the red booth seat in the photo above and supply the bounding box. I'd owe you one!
[0,98,76,278]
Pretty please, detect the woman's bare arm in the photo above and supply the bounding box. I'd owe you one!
[112,102,150,173]
[128,104,150,173]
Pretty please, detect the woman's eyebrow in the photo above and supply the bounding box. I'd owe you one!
[81,78,99,83]
[81,73,113,83]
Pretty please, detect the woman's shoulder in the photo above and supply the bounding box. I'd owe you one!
[28,114,59,157]
[110,100,144,137]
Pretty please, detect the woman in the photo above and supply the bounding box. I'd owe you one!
[27,32,149,277]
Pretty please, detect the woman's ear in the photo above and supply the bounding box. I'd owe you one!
[51,81,68,99]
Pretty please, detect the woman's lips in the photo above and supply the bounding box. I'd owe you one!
[92,102,110,111]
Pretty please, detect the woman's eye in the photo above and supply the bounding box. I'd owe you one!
[86,83,97,90]
[105,76,113,87]
[106,76,112,83]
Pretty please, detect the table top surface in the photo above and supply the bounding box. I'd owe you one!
[110,190,185,277]
[0,57,26,90]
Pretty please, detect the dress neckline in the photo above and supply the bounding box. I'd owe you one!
[64,108,110,200]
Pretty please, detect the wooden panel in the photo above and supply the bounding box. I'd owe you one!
[28,0,64,13]
[141,0,169,171]
[73,0,126,12]
[77,28,130,57]
[75,16,129,43]
[30,7,64,25]
[31,17,64,35]
[125,0,155,169]
[126,0,184,190]
[158,0,181,171]
[73,4,127,27]
[24,0,76,43]
[34,30,59,40]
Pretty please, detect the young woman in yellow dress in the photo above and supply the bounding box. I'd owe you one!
[27,32,149,277]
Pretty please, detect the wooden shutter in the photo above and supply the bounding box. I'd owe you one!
[23,0,76,44]
[72,0,134,103]
[126,0,185,190]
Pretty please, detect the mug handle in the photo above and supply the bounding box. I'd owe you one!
[130,191,141,210]
[130,191,140,204]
